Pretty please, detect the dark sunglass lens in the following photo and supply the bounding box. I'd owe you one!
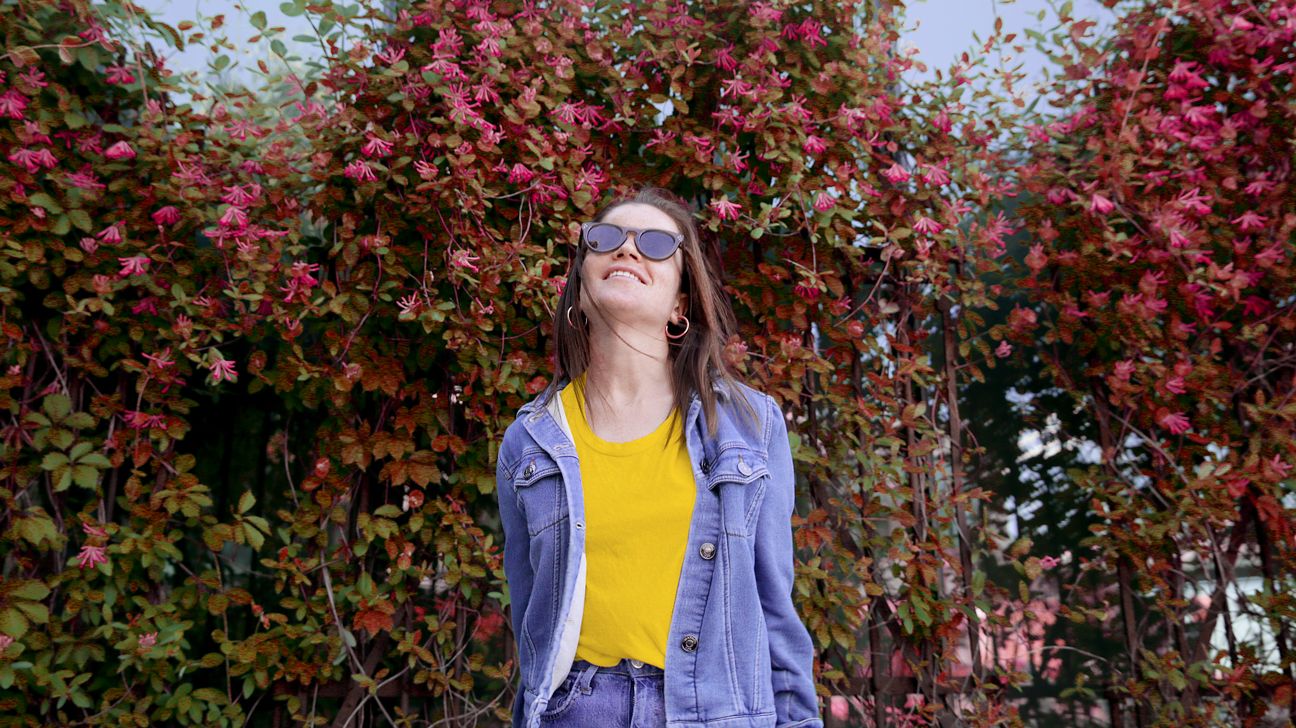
[585,224,625,252]
[638,230,679,259]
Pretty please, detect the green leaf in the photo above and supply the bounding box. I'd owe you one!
[43,394,71,420]
[79,453,111,468]
[250,11,267,30]
[29,192,62,214]
[238,491,255,514]
[10,581,49,601]
[271,39,288,57]
[214,54,230,71]
[72,465,99,490]
[0,608,29,639]
[16,602,48,624]
[241,522,264,550]
[68,209,92,232]
[40,452,69,470]
[281,1,304,16]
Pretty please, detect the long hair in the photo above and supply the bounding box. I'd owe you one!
[533,186,761,445]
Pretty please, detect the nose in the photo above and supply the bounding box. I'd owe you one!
[615,232,642,259]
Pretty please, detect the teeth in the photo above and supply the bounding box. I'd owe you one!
[609,271,639,283]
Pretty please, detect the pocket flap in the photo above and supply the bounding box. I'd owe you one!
[514,451,561,488]
[704,446,769,490]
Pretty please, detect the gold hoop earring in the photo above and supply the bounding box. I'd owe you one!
[566,306,586,328]
[665,315,690,340]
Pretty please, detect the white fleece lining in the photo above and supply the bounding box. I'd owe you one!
[541,390,585,708]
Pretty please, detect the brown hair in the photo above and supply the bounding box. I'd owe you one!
[533,186,762,446]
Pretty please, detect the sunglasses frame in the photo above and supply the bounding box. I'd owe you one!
[580,221,685,261]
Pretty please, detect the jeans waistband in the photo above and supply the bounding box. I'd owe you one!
[572,658,664,677]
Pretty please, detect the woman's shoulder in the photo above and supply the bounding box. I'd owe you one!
[709,376,777,444]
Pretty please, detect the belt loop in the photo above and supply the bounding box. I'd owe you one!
[576,661,599,694]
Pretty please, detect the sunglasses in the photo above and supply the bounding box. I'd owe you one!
[580,222,684,261]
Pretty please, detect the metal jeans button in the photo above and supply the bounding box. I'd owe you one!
[681,634,698,652]
[699,542,716,560]
[630,659,644,668]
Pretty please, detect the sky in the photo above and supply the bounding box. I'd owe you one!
[135,0,1117,99]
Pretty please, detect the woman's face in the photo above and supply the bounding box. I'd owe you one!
[579,202,688,335]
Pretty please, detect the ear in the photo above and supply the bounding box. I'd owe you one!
[673,290,689,320]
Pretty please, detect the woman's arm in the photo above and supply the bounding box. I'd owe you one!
[496,435,534,727]
[754,395,824,728]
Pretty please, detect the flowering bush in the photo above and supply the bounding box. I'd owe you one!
[0,0,1291,726]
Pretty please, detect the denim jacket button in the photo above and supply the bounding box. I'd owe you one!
[737,457,751,476]
[681,634,698,652]
[522,462,535,478]
[700,460,711,475]
[699,542,716,560]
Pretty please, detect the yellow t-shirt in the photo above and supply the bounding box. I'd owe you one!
[561,372,696,669]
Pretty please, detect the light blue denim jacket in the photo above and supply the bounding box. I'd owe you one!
[495,376,823,728]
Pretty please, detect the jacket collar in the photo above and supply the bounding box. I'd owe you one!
[519,376,732,454]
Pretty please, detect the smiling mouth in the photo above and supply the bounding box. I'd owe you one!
[606,272,645,284]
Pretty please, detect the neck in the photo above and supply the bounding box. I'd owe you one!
[583,314,673,411]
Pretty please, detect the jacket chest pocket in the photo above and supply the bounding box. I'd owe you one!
[512,450,569,536]
[706,446,769,537]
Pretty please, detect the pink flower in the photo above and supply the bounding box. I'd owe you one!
[209,357,237,383]
[710,198,741,221]
[1089,194,1115,215]
[507,163,535,184]
[97,224,123,245]
[881,162,909,184]
[913,216,943,235]
[82,521,108,539]
[802,135,827,156]
[219,205,247,228]
[138,632,157,649]
[1231,211,1266,232]
[920,164,950,186]
[344,160,377,182]
[414,160,438,180]
[1039,555,1060,570]
[117,255,150,277]
[65,166,105,190]
[105,64,135,85]
[1157,409,1191,435]
[104,141,136,160]
[0,635,12,652]
[812,192,835,212]
[793,283,820,302]
[995,340,1012,358]
[715,44,738,71]
[0,90,28,120]
[151,206,180,226]
[450,249,480,273]
[221,183,262,207]
[1112,359,1136,381]
[77,544,108,570]
[362,134,393,158]
[1164,376,1187,394]
[142,348,175,369]
[1226,478,1250,498]
[397,294,420,316]
[8,147,57,174]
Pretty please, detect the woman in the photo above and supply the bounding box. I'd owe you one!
[495,187,822,728]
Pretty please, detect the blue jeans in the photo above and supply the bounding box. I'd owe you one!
[537,659,666,727]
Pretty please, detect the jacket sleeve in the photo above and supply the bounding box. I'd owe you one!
[496,435,534,728]
[755,395,824,728]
